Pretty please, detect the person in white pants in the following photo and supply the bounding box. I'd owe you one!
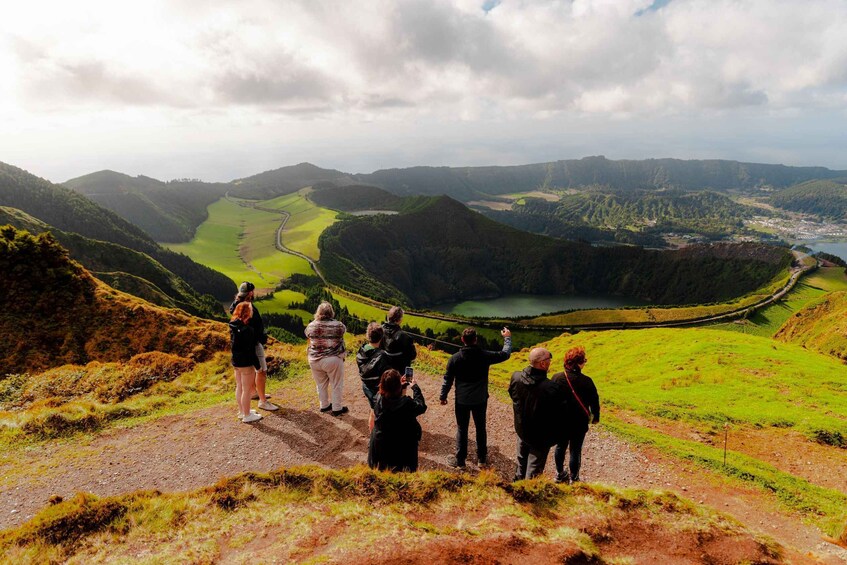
[305,301,348,416]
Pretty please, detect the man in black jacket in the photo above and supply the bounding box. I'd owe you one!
[230,281,279,412]
[381,306,417,372]
[440,327,512,468]
[508,347,564,480]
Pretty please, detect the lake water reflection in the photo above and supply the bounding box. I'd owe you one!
[803,241,847,263]
[430,293,649,318]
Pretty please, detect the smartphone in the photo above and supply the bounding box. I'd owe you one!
[404,367,414,378]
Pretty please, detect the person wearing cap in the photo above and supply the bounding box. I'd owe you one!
[508,347,564,480]
[230,281,279,412]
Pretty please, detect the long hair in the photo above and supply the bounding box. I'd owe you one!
[231,302,253,325]
[378,369,403,398]
[314,301,334,321]
[564,346,586,371]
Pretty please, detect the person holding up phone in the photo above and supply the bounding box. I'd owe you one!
[368,368,427,472]
[440,327,512,469]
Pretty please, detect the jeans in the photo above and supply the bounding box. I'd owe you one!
[514,438,550,481]
[362,382,378,409]
[454,402,487,464]
[554,430,587,481]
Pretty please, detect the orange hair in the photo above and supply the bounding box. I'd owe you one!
[564,346,586,370]
[231,302,253,325]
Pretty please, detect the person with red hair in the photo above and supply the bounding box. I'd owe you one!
[230,301,262,423]
[551,346,600,483]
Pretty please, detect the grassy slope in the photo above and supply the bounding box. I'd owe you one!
[710,267,847,337]
[166,198,312,291]
[774,289,847,360]
[488,328,847,533]
[263,191,339,259]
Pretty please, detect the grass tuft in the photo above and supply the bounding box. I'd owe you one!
[2,493,127,549]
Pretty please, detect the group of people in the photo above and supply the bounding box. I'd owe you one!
[227,282,280,423]
[229,283,601,482]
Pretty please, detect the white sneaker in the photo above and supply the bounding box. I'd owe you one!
[258,400,280,411]
[237,409,258,419]
[241,413,263,423]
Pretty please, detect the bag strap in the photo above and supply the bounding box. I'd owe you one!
[565,372,591,419]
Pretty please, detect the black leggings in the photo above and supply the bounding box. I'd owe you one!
[554,429,587,480]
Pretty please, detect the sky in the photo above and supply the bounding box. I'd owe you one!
[1,0,847,183]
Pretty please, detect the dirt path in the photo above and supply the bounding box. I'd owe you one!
[3,365,845,563]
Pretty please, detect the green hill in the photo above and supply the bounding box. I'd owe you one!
[318,195,791,307]
[0,207,223,318]
[771,179,847,219]
[230,162,352,199]
[0,162,234,300]
[308,183,403,212]
[774,290,847,360]
[483,189,762,244]
[63,170,230,243]
[356,156,846,199]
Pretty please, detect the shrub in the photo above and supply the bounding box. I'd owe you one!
[810,429,846,448]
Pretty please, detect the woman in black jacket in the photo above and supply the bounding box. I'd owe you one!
[551,346,600,483]
[368,369,427,471]
[230,302,262,423]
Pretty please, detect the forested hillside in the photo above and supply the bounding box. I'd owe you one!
[230,162,352,199]
[64,170,229,242]
[308,183,403,212]
[0,207,223,318]
[771,180,847,219]
[319,196,791,307]
[356,156,846,199]
[482,190,763,244]
[0,162,234,300]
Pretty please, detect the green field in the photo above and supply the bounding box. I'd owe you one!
[709,267,847,337]
[263,192,339,259]
[165,197,322,292]
[488,327,847,532]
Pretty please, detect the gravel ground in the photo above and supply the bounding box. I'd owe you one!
[3,363,845,563]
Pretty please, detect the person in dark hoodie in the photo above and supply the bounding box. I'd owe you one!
[229,281,279,412]
[551,346,600,483]
[230,302,262,423]
[381,306,417,372]
[368,369,427,472]
[356,322,392,409]
[508,347,564,480]
[440,326,512,469]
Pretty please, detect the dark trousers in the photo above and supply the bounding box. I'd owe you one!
[455,402,487,464]
[554,429,587,481]
[362,382,378,409]
[514,437,550,481]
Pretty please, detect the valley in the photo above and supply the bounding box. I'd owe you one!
[3,155,847,562]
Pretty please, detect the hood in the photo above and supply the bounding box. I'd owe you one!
[382,322,401,337]
[516,366,548,386]
[356,344,379,363]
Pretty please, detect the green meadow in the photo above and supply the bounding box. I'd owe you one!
[166,198,312,291]
[488,327,847,533]
[490,327,847,440]
[263,192,339,259]
[710,266,847,337]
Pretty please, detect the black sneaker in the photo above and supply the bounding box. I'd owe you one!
[319,405,333,413]
[331,406,349,417]
[477,457,488,467]
[555,472,570,484]
[447,455,466,469]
